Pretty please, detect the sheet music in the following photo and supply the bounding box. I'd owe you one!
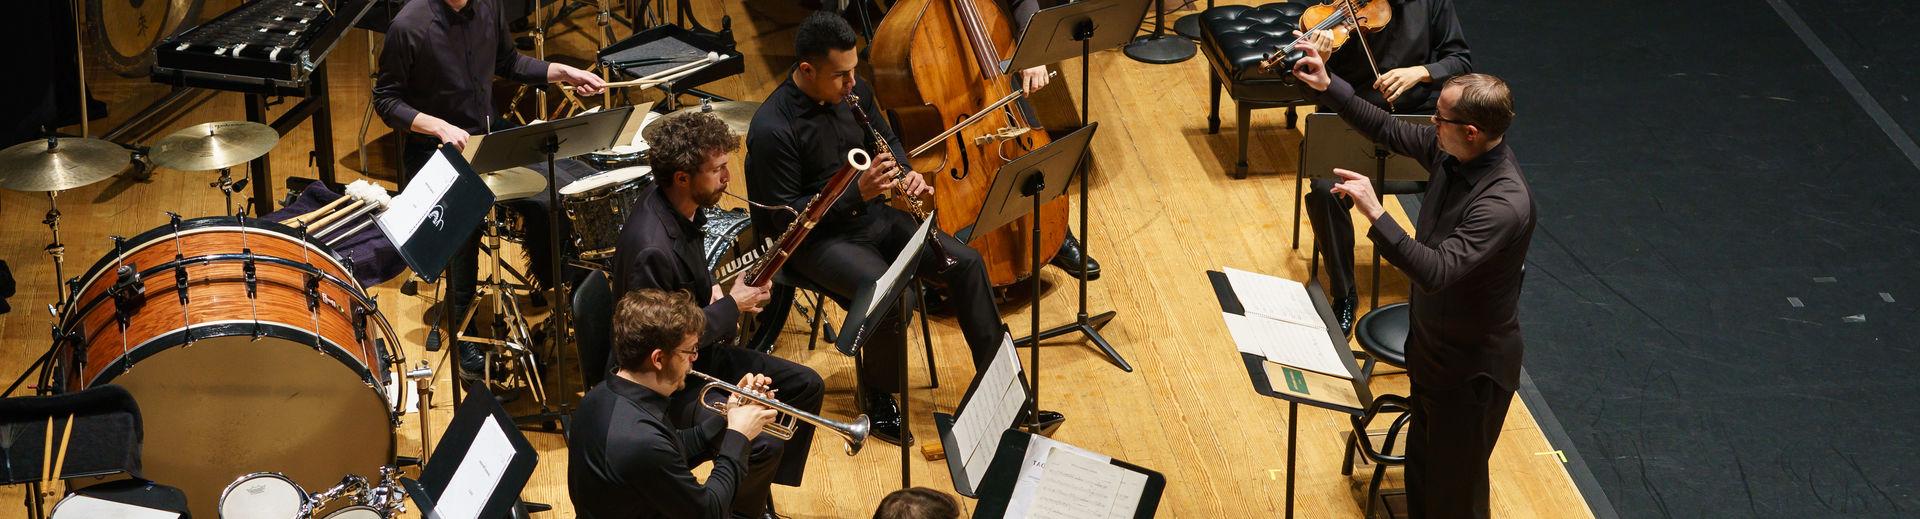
[1005,435,1113,519]
[1028,447,1149,519]
[435,416,516,519]
[47,495,179,519]
[952,334,1027,489]
[869,213,935,316]
[1222,266,1325,328]
[378,151,461,246]
[1221,312,1352,379]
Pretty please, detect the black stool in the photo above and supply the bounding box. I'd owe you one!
[1198,2,1318,178]
[1353,302,1409,380]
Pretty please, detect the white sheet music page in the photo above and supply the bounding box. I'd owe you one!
[1005,435,1114,518]
[1028,446,1149,519]
[378,151,461,246]
[869,213,935,316]
[1221,312,1352,379]
[47,495,179,519]
[1222,266,1326,328]
[953,333,1026,489]
[434,417,516,519]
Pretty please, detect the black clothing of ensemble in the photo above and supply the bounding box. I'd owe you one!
[1317,74,1534,518]
[1306,0,1472,300]
[567,373,750,519]
[745,78,1005,390]
[610,184,827,497]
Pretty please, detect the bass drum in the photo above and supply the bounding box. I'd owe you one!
[53,216,401,519]
[88,0,204,77]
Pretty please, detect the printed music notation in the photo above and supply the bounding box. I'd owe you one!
[1222,312,1351,380]
[1027,446,1149,519]
[1221,266,1326,329]
[952,334,1027,489]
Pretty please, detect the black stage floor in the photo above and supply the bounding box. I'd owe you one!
[1457,0,1920,516]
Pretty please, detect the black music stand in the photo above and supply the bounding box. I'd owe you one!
[461,107,632,430]
[1122,0,1193,64]
[1298,113,1432,308]
[833,216,934,488]
[402,382,541,519]
[958,124,1096,433]
[1006,1,1140,372]
[971,429,1167,519]
[932,329,1029,497]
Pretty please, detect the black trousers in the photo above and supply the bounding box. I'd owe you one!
[402,137,577,320]
[668,345,825,515]
[1304,178,1360,298]
[786,206,1001,392]
[1405,376,1515,519]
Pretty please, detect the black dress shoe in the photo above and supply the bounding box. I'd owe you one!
[862,391,913,446]
[1334,294,1358,336]
[1049,232,1101,280]
[1033,410,1066,436]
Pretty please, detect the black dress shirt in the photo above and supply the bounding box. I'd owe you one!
[613,185,740,350]
[1324,0,1472,112]
[744,78,906,241]
[373,0,549,134]
[1318,76,1534,391]
[568,373,750,519]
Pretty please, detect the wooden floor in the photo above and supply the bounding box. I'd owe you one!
[2,1,1592,517]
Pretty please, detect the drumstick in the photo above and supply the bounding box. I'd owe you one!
[290,196,353,227]
[307,199,364,231]
[569,52,721,90]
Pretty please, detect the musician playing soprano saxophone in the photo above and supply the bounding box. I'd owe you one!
[568,289,780,519]
[744,11,1063,446]
[609,113,824,518]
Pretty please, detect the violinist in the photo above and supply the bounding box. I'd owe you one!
[744,11,1063,446]
[1298,0,1472,332]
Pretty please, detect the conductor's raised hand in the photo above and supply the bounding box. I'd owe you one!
[859,152,901,200]
[1328,168,1385,221]
[1289,38,1332,92]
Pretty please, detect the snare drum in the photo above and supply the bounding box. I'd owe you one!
[559,166,654,260]
[220,472,309,519]
[321,506,384,519]
[581,145,648,171]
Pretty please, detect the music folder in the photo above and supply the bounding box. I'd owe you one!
[934,330,1031,497]
[1207,271,1370,413]
[402,382,538,519]
[971,429,1166,519]
[377,147,495,283]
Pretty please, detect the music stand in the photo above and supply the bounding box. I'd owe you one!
[459,107,633,431]
[833,215,935,488]
[1006,1,1139,372]
[1298,113,1432,308]
[960,123,1096,433]
[402,382,540,519]
[1121,0,1193,64]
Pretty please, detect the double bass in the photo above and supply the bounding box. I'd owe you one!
[871,0,1068,287]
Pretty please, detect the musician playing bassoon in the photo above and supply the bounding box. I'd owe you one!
[608,112,824,518]
[744,11,1061,446]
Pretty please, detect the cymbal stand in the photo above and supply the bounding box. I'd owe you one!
[210,167,247,217]
[455,204,556,427]
[407,361,434,462]
[43,191,68,307]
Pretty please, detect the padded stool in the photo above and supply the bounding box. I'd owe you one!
[1354,301,1409,379]
[1198,2,1319,178]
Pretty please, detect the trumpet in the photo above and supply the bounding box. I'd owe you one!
[691,370,871,455]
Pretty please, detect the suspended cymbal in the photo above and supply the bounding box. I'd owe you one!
[151,121,280,171]
[481,167,547,201]
[0,137,132,192]
[646,101,761,137]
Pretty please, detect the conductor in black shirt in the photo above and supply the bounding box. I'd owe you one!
[1296,0,1472,332]
[612,112,825,516]
[568,289,781,519]
[1292,38,1533,518]
[745,12,1060,446]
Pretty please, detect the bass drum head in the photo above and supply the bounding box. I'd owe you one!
[220,472,307,519]
[88,0,204,77]
[114,333,394,519]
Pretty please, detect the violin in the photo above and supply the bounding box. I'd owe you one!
[1259,0,1392,79]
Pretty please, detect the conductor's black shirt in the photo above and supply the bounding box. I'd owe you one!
[568,373,750,519]
[1318,75,1534,391]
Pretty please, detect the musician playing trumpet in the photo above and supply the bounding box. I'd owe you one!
[569,289,781,519]
[609,113,825,518]
[744,12,1062,446]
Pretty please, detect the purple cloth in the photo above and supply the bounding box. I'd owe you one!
[265,182,409,288]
